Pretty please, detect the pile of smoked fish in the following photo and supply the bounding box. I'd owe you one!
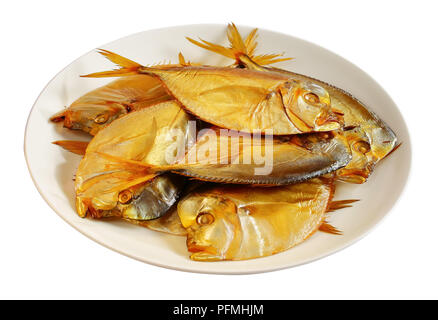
[51,24,399,261]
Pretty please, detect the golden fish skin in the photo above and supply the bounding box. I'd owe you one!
[79,110,351,186]
[75,101,191,218]
[50,75,172,135]
[52,140,186,222]
[83,50,342,135]
[188,24,398,183]
[111,174,184,220]
[177,177,336,261]
[171,130,352,185]
[263,66,398,183]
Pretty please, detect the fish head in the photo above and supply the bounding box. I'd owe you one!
[77,175,183,220]
[281,81,341,132]
[337,123,398,183]
[50,103,127,135]
[178,192,242,261]
[336,128,374,183]
[118,175,184,220]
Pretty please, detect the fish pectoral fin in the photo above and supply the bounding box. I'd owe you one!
[327,199,359,212]
[53,140,89,156]
[319,220,342,235]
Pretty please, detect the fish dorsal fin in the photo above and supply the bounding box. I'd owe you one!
[178,52,188,66]
[177,52,203,67]
[319,220,342,235]
[50,109,67,122]
[53,140,89,155]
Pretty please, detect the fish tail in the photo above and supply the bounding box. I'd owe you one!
[185,37,236,60]
[53,140,89,156]
[226,22,247,54]
[81,49,159,78]
[187,23,292,66]
[327,199,359,212]
[319,220,342,235]
[50,109,67,122]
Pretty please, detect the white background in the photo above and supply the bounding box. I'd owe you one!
[1,0,436,299]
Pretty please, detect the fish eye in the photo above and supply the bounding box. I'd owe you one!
[118,189,133,204]
[353,140,371,154]
[196,212,215,225]
[304,92,320,104]
[94,113,109,124]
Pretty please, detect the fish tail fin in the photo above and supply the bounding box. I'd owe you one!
[50,109,67,122]
[319,220,342,235]
[226,22,247,55]
[185,37,236,60]
[327,199,359,212]
[186,22,248,61]
[53,140,89,155]
[81,49,156,78]
[187,23,292,66]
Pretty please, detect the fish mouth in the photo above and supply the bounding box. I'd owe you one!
[316,111,342,128]
[189,252,223,262]
[186,238,218,255]
[336,168,370,184]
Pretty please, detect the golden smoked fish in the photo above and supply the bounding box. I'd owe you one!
[53,139,187,232]
[188,24,399,183]
[50,75,172,135]
[178,177,355,261]
[83,50,342,135]
[171,130,351,185]
[75,101,191,218]
[83,123,351,187]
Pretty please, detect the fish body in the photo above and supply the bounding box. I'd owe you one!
[187,24,399,183]
[53,139,187,224]
[50,75,173,135]
[172,130,352,185]
[87,174,185,220]
[76,101,351,202]
[75,101,191,218]
[178,177,340,261]
[84,50,342,135]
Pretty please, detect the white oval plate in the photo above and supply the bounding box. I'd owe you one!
[25,24,411,274]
